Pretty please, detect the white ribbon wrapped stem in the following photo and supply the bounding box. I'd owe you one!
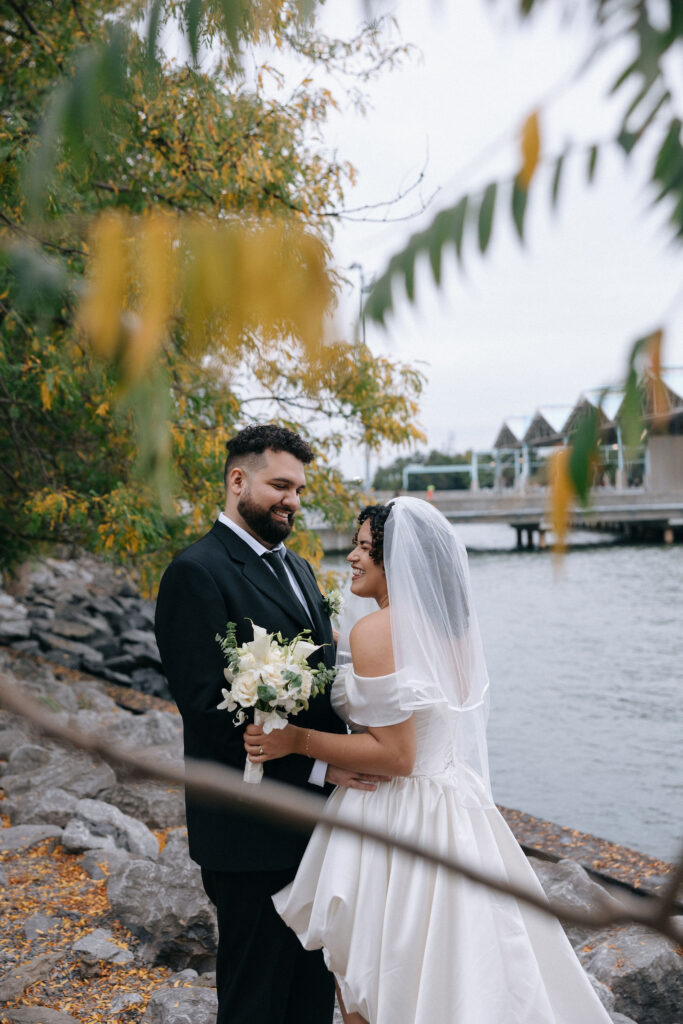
[243,707,288,784]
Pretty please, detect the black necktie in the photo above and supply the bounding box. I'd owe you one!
[261,549,309,619]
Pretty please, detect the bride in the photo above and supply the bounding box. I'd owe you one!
[244,497,612,1024]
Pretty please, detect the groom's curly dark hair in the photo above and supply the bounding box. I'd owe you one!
[354,503,394,565]
[224,425,314,484]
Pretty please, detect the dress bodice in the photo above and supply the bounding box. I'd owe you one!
[331,663,453,776]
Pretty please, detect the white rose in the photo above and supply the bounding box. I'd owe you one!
[231,669,260,707]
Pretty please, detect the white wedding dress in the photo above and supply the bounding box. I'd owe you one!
[273,664,613,1024]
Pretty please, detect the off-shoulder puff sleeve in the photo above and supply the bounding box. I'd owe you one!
[336,670,413,729]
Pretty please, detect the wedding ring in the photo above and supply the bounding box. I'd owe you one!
[258,745,263,755]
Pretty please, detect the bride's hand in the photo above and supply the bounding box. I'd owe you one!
[244,722,298,762]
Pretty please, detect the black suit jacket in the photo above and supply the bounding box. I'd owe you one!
[154,520,346,872]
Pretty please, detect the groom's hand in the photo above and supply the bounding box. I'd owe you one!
[326,765,390,790]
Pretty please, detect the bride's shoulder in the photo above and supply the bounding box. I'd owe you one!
[349,608,394,677]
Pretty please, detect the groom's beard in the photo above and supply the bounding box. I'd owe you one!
[237,492,294,545]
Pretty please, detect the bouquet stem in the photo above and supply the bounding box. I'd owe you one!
[243,709,270,783]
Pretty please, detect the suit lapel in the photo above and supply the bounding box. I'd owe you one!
[210,521,312,632]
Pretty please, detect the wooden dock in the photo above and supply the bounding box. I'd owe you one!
[317,489,683,551]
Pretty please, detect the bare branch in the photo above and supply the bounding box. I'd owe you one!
[0,670,680,944]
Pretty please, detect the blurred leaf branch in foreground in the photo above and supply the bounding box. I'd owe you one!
[0,0,423,592]
[362,0,682,542]
[1,669,681,944]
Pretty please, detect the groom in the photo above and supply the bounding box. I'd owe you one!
[155,424,381,1024]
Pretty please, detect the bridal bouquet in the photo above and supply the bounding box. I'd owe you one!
[216,622,336,783]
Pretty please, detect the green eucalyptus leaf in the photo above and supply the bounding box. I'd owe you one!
[587,144,599,183]
[568,408,599,506]
[450,195,469,263]
[511,180,528,242]
[478,183,496,253]
[185,0,204,65]
[145,0,164,69]
[550,152,565,209]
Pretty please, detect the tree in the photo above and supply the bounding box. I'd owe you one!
[0,0,423,591]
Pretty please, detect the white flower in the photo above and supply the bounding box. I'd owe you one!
[290,636,320,662]
[217,687,237,711]
[231,669,261,707]
[244,623,272,663]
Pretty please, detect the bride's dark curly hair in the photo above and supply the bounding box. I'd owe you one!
[354,503,394,565]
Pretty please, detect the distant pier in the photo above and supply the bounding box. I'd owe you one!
[317,489,683,552]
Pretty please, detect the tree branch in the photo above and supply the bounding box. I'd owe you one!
[0,670,680,944]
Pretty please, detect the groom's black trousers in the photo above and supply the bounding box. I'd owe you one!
[201,866,335,1024]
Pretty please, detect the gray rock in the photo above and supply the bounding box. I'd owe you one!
[23,913,59,941]
[50,618,98,640]
[71,682,118,712]
[7,743,53,773]
[80,846,131,879]
[142,985,218,1024]
[10,639,41,654]
[101,779,185,829]
[35,632,103,669]
[1,748,116,800]
[70,707,181,751]
[110,991,144,1012]
[0,865,8,886]
[0,1007,80,1024]
[581,923,682,1024]
[4,786,79,828]
[157,827,191,870]
[0,825,62,854]
[0,618,32,641]
[0,951,60,1001]
[0,712,30,759]
[586,971,616,1012]
[529,857,623,948]
[107,854,217,968]
[72,927,134,965]
[62,798,159,859]
[167,968,199,984]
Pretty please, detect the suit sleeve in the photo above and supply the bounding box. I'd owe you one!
[154,556,243,766]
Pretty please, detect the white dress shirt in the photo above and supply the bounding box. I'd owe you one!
[218,512,327,787]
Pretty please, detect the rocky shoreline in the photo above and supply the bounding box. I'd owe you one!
[0,557,169,700]
[0,556,681,1023]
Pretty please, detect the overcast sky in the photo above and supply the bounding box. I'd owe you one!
[310,1,683,474]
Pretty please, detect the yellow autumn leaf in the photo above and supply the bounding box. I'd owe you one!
[126,213,177,382]
[518,110,541,189]
[646,328,668,427]
[94,402,109,417]
[550,447,574,555]
[79,214,128,359]
[40,381,52,410]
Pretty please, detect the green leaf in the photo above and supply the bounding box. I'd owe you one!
[478,183,497,253]
[617,130,638,154]
[363,270,393,326]
[550,152,565,209]
[568,408,599,505]
[218,0,246,53]
[145,0,164,70]
[364,195,472,323]
[611,57,639,95]
[450,195,469,263]
[511,181,528,242]
[185,0,204,65]
[257,683,278,704]
[654,119,682,179]
[587,144,599,183]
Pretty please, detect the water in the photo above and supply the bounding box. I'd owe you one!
[326,530,683,862]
